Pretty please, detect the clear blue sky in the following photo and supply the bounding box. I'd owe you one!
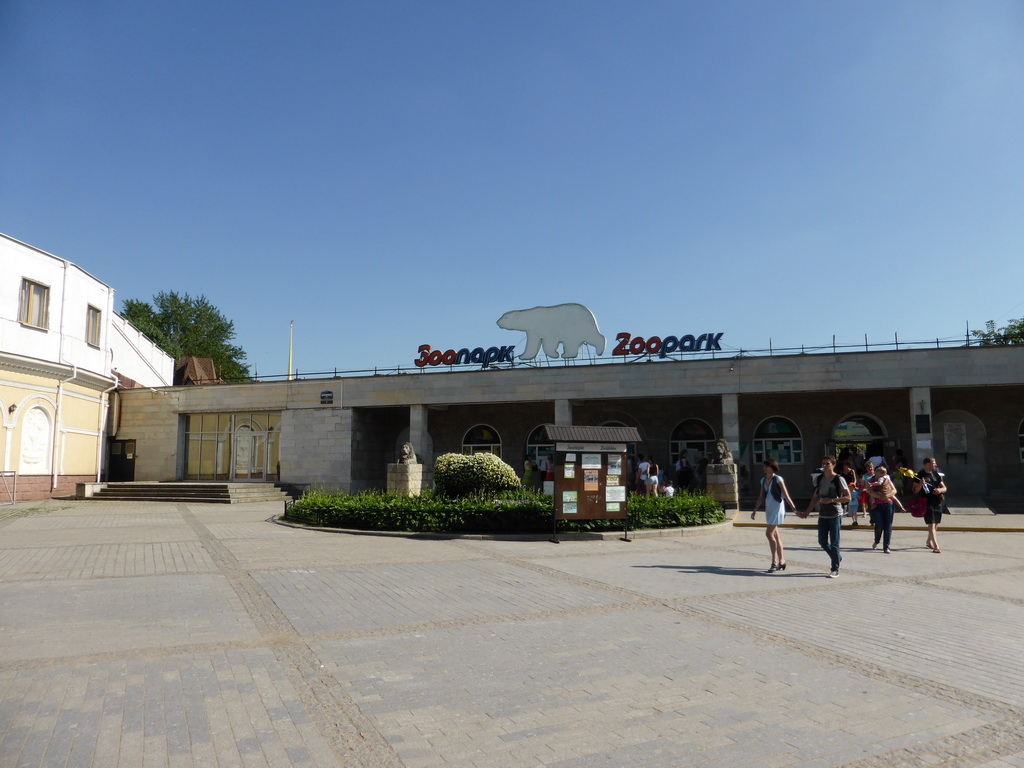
[3,1,1023,376]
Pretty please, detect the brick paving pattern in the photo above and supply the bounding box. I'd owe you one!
[0,498,1021,766]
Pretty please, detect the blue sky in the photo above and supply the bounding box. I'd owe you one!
[3,1,1023,376]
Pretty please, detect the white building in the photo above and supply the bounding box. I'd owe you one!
[0,233,174,500]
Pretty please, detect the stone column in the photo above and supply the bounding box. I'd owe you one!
[554,399,572,426]
[409,405,428,464]
[909,387,932,469]
[721,394,740,459]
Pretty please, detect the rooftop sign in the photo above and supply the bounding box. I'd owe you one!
[413,303,724,368]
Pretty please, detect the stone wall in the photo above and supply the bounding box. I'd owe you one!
[5,474,94,502]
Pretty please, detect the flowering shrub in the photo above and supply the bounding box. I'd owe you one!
[433,452,521,498]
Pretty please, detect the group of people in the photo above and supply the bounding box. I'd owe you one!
[632,451,709,497]
[751,455,948,577]
[525,450,709,499]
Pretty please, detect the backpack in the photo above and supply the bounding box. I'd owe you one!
[765,476,783,503]
[816,474,845,499]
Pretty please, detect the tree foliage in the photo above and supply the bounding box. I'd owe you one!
[121,291,250,381]
[971,318,1024,346]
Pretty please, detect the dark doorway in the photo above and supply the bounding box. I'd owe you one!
[108,439,136,481]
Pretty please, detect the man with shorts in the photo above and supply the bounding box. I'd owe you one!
[913,457,947,553]
[800,456,851,577]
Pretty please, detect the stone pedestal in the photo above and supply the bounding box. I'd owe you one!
[706,463,739,510]
[387,463,423,496]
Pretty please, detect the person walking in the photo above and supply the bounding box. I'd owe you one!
[840,459,859,526]
[751,459,798,572]
[914,457,947,553]
[636,455,653,496]
[855,459,875,528]
[523,457,535,488]
[646,458,660,497]
[799,456,850,578]
[865,465,899,553]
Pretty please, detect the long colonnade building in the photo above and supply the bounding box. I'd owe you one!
[114,342,1024,503]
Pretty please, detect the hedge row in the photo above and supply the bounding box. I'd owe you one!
[284,489,726,534]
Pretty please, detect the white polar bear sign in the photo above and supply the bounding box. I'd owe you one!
[496,303,606,361]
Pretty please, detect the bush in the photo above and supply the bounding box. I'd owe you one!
[284,488,726,534]
[433,452,521,498]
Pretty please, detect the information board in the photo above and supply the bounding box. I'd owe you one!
[553,442,628,521]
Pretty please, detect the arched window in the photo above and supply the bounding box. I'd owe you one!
[462,424,501,456]
[670,419,716,465]
[19,406,53,474]
[753,417,803,465]
[525,425,553,468]
[834,415,884,440]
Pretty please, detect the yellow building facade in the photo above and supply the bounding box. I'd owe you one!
[1,234,173,501]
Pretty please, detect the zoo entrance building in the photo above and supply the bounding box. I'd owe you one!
[111,336,1024,507]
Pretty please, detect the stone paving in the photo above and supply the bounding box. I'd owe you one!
[0,499,1022,767]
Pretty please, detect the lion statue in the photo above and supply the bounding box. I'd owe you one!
[398,442,418,465]
[710,439,733,464]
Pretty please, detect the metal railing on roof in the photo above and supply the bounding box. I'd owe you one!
[231,330,985,384]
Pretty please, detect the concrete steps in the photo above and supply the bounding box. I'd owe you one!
[87,482,295,504]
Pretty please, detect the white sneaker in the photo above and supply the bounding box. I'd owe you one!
[828,570,839,578]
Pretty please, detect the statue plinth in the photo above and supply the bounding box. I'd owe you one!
[387,463,423,496]
[706,462,739,510]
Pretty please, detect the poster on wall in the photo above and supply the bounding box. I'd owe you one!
[584,470,599,490]
[607,455,622,475]
[582,454,601,469]
[605,485,626,502]
[564,464,576,479]
[944,423,967,453]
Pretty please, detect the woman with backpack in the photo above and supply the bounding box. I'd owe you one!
[751,459,798,572]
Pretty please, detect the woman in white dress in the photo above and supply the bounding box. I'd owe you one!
[751,459,798,572]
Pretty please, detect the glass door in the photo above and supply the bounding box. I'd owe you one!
[232,425,266,480]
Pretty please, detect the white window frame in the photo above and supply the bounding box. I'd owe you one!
[753,417,803,465]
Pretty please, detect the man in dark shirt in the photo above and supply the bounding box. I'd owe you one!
[800,456,851,578]
[913,457,947,553]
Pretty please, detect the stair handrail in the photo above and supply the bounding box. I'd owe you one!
[1,471,15,506]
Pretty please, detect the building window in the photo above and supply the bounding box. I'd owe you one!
[1019,420,1024,463]
[19,279,50,329]
[525,424,554,469]
[183,412,280,481]
[753,417,803,465]
[86,305,102,347]
[670,418,716,465]
[462,424,501,456]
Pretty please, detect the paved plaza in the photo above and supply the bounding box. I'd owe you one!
[1,500,1022,767]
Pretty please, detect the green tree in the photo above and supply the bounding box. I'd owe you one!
[121,292,250,381]
[971,318,1024,346]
